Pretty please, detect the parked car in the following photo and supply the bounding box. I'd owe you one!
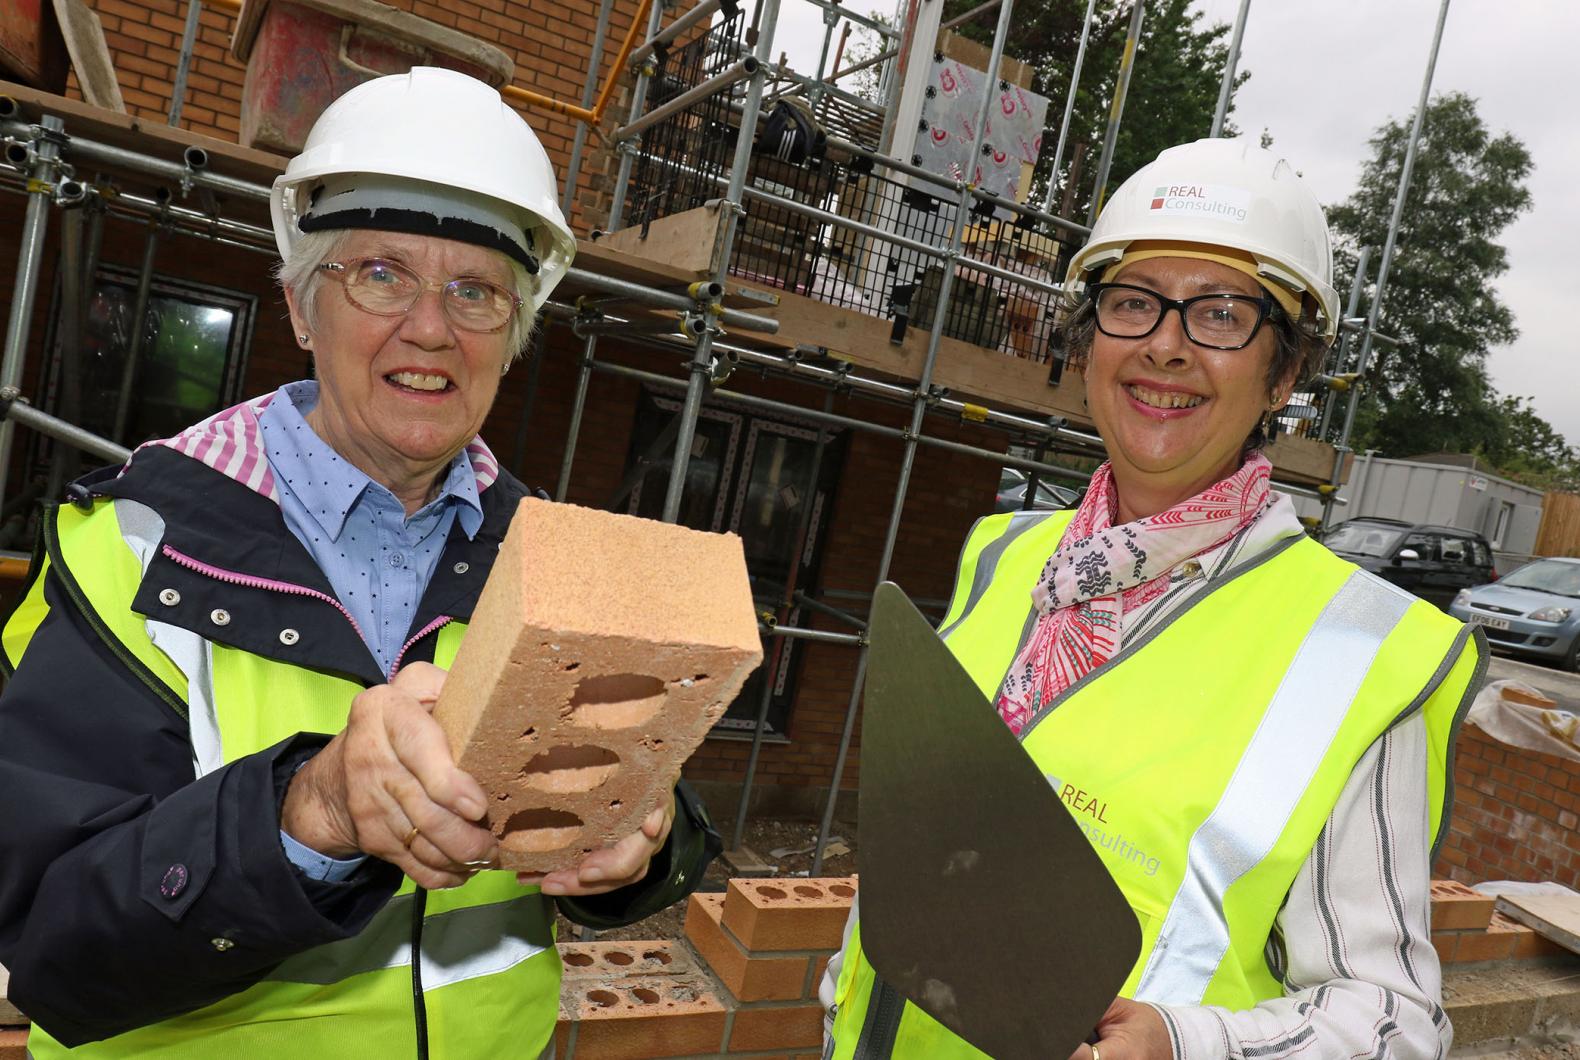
[1448,557,1580,670]
[1322,517,1497,610]
[995,469,1079,513]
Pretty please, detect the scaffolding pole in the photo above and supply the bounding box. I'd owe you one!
[560,0,619,218]
[1342,0,1450,451]
[813,0,1019,875]
[1318,245,1371,532]
[1040,0,1097,215]
[555,0,667,502]
[658,0,779,524]
[0,115,64,507]
[733,394,835,850]
[1087,0,1145,225]
[1209,0,1251,137]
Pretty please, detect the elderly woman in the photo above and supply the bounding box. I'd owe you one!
[824,139,1484,1059]
[0,69,716,1057]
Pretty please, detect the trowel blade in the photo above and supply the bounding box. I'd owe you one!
[857,582,1140,1060]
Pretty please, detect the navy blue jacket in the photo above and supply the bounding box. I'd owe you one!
[0,446,718,1046]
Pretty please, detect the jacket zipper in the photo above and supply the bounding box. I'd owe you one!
[389,615,454,678]
[165,543,458,1060]
[161,545,369,643]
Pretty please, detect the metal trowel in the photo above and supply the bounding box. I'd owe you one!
[857,582,1141,1059]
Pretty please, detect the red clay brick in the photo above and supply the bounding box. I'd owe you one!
[560,939,697,981]
[1429,879,1494,930]
[728,1003,824,1051]
[568,976,728,1060]
[685,892,809,1002]
[433,498,762,872]
[721,878,856,953]
[1430,932,1457,965]
[1453,928,1516,964]
[0,1028,23,1060]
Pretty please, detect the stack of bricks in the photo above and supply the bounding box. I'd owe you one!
[1434,724,1580,891]
[555,877,857,1057]
[1430,879,1570,965]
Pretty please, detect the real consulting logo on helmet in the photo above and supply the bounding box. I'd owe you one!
[1148,183,1251,224]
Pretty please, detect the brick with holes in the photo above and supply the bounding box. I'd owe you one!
[433,497,762,872]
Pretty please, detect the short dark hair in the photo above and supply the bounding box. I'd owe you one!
[1059,291,1329,453]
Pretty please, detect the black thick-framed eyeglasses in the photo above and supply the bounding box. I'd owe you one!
[1088,282,1277,351]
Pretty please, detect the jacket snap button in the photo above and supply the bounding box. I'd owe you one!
[453,561,469,574]
[210,609,231,626]
[158,588,181,606]
[279,628,300,646]
[210,937,235,952]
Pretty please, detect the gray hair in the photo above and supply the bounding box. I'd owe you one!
[274,229,539,360]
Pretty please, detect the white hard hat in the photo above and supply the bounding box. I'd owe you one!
[271,67,576,314]
[1066,138,1338,341]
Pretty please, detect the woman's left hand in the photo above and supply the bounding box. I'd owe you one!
[1068,997,1172,1060]
[521,793,676,896]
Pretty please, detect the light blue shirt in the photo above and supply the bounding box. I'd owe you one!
[259,380,485,880]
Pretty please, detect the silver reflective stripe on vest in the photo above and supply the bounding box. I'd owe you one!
[938,509,1058,642]
[114,500,225,777]
[1133,571,1414,1004]
[266,892,553,988]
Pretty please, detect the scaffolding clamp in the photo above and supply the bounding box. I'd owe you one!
[1315,372,1361,392]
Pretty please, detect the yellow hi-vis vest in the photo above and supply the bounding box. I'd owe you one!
[829,508,1483,1058]
[4,498,560,1058]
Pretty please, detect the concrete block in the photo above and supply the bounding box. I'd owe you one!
[727,1003,824,1051]
[684,892,809,1002]
[435,498,762,872]
[1431,879,1495,931]
[563,976,728,1059]
[721,878,856,953]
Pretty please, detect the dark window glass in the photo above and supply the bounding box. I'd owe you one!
[46,264,253,448]
[1401,533,1438,561]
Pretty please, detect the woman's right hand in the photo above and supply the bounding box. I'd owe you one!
[279,663,499,889]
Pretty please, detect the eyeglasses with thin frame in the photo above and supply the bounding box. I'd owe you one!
[1089,282,1276,351]
[318,258,522,334]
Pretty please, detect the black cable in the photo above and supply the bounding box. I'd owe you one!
[410,886,429,1060]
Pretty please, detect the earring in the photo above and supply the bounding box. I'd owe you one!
[500,360,511,377]
[298,333,310,346]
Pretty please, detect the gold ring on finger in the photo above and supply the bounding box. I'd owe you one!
[402,825,421,850]
[1091,1044,1100,1060]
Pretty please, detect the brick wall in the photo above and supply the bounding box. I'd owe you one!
[52,0,642,230]
[1433,723,1580,890]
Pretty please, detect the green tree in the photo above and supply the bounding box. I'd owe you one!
[943,0,1244,218]
[1327,91,1539,467]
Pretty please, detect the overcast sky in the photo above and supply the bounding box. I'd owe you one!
[769,0,1576,446]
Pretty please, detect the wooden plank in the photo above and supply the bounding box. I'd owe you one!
[51,0,122,112]
[1495,894,1580,956]
[596,207,722,277]
[0,80,284,221]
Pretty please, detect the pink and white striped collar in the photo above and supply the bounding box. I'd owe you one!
[127,385,503,504]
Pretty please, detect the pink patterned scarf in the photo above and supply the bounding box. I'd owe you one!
[994,453,1274,735]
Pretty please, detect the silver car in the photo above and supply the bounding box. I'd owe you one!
[1448,557,1580,670]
